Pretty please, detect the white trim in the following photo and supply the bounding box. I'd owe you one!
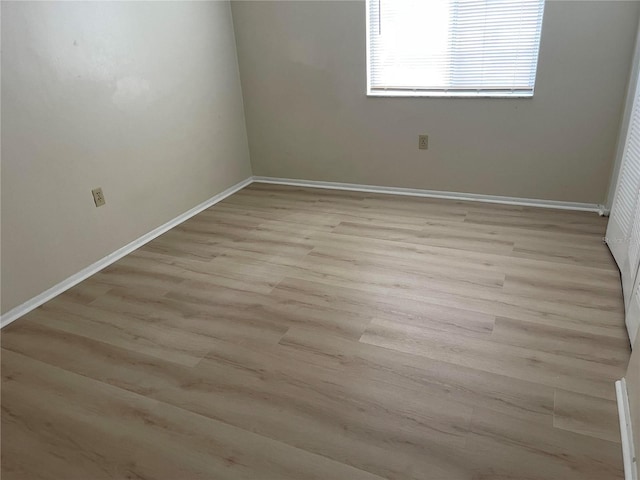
[367,90,534,98]
[364,0,544,99]
[616,378,638,480]
[0,177,253,329]
[365,0,372,97]
[0,174,605,329]
[253,176,604,213]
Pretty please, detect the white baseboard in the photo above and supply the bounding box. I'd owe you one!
[253,176,605,213]
[616,378,638,480]
[0,177,253,329]
[0,174,607,329]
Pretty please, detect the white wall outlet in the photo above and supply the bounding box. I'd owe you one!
[419,135,429,150]
[92,187,106,207]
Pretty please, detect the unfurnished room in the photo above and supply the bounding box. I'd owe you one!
[1,1,640,479]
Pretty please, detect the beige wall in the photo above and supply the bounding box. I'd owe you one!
[1,1,252,313]
[232,0,640,204]
[627,334,640,469]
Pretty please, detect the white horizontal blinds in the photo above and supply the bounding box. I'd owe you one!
[368,0,545,94]
[369,1,452,90]
[449,0,544,91]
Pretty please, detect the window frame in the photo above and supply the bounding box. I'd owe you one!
[365,0,545,99]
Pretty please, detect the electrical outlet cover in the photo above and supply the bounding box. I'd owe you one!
[92,187,106,207]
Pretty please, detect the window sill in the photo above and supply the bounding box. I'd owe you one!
[367,89,534,98]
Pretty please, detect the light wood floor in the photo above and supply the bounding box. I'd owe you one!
[1,183,632,480]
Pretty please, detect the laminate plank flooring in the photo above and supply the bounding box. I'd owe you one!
[1,183,631,479]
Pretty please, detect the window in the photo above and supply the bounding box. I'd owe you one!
[366,0,545,97]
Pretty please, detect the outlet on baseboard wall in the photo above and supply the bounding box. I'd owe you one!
[92,187,106,207]
[419,135,429,150]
